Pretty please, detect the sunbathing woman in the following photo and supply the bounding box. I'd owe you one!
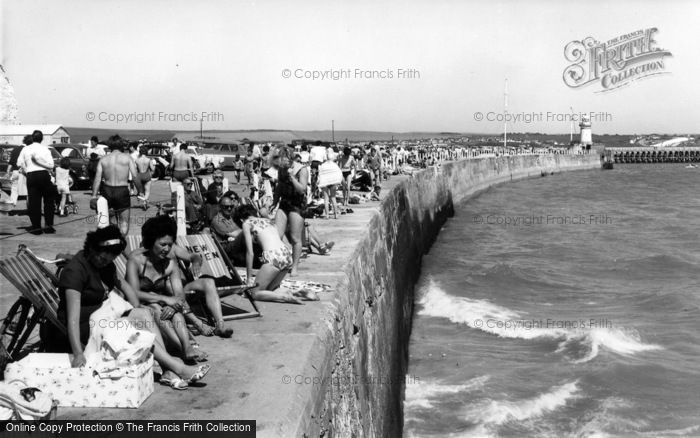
[234,204,319,303]
[56,225,209,390]
[127,216,232,362]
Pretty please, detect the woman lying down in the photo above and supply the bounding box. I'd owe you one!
[234,204,320,304]
[54,225,210,390]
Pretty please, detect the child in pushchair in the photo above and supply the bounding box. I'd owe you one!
[55,157,78,216]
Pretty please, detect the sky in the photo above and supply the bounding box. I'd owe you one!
[2,0,699,134]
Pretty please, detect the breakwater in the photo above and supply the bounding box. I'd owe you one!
[310,153,601,437]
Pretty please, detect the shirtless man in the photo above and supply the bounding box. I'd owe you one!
[92,137,138,235]
[135,146,154,210]
[170,144,193,182]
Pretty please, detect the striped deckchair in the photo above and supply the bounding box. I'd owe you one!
[115,234,260,321]
[0,245,66,365]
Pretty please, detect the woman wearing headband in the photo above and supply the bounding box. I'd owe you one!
[56,225,209,390]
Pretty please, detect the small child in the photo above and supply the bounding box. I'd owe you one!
[233,154,243,183]
[56,157,72,216]
[250,161,261,201]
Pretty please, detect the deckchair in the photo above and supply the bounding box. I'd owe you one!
[114,234,261,321]
[0,245,66,369]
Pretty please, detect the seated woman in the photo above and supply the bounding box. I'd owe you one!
[55,225,209,390]
[233,204,319,303]
[126,216,233,360]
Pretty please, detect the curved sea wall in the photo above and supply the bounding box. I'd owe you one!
[309,154,601,437]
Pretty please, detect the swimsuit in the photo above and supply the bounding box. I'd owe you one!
[276,167,306,215]
[172,169,190,182]
[101,184,130,211]
[136,171,152,186]
[260,246,293,271]
[138,259,170,293]
[247,218,293,270]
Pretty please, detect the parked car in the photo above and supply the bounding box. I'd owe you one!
[0,145,61,197]
[199,143,246,169]
[54,144,92,189]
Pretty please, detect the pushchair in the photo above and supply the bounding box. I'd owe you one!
[53,179,78,217]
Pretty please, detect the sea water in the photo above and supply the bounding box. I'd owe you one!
[404,165,700,437]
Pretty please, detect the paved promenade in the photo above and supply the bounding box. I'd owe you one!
[0,171,403,436]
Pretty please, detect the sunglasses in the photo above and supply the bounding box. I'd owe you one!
[221,205,234,210]
[214,176,223,180]
[184,182,193,186]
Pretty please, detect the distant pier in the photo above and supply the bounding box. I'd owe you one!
[605,146,700,164]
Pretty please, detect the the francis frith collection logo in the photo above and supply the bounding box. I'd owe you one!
[563,28,672,92]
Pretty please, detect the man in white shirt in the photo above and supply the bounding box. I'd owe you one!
[18,130,56,234]
[86,136,107,157]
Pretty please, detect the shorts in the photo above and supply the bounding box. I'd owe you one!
[57,183,70,195]
[260,246,293,271]
[342,170,352,179]
[172,170,190,182]
[101,185,130,211]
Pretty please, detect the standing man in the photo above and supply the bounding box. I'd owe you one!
[92,136,138,235]
[86,136,106,157]
[368,147,382,186]
[18,130,56,234]
[5,134,31,208]
[170,143,193,182]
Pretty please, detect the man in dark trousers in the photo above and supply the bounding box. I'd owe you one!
[17,130,56,234]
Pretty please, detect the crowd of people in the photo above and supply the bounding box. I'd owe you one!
[2,131,476,392]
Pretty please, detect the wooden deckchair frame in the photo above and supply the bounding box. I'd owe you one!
[115,234,261,322]
[0,245,66,366]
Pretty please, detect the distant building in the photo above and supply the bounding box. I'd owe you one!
[0,124,70,145]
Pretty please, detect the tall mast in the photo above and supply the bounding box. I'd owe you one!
[503,78,508,148]
[569,106,574,143]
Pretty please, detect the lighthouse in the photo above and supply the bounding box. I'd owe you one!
[579,115,592,146]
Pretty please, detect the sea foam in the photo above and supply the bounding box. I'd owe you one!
[404,375,490,410]
[417,278,661,362]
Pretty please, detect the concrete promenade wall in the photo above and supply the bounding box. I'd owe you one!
[312,153,601,437]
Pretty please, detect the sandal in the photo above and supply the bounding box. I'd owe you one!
[160,373,188,390]
[187,364,212,383]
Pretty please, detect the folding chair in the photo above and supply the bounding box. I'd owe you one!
[115,235,261,322]
[0,245,67,373]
